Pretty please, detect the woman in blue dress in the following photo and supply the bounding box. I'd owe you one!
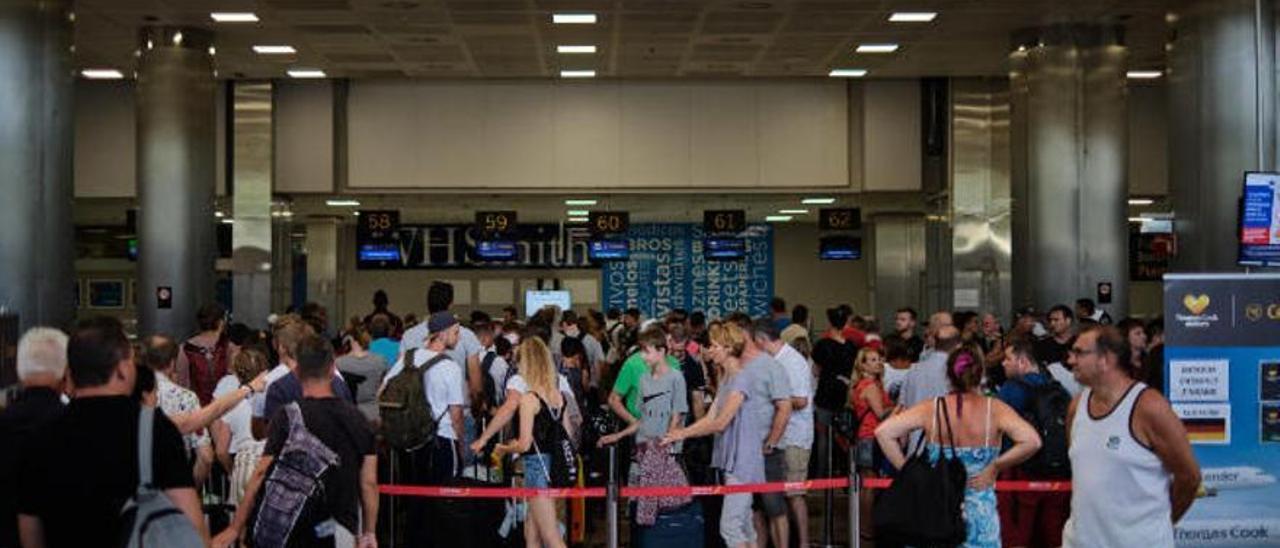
[875,344,1042,547]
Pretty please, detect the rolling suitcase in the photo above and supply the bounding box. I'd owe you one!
[631,501,705,548]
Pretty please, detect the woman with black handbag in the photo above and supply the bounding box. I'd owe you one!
[873,345,1041,547]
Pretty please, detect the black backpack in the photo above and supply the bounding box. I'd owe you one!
[378,350,450,451]
[1013,377,1073,478]
[481,351,501,409]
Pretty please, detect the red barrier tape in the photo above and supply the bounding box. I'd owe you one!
[377,477,1070,499]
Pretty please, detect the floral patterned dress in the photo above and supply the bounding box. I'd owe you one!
[925,397,1000,548]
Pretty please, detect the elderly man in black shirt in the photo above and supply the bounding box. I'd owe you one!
[0,328,69,548]
[17,317,204,547]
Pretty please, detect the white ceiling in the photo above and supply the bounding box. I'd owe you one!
[73,0,1183,79]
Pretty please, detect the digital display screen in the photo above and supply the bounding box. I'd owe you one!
[1240,172,1280,266]
[127,238,138,261]
[819,236,862,261]
[475,240,517,261]
[526,290,571,316]
[589,239,630,261]
[704,237,746,260]
[358,243,401,262]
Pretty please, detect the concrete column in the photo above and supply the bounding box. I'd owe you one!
[1168,0,1277,272]
[305,221,339,334]
[231,82,273,329]
[136,27,217,338]
[1010,24,1130,316]
[0,1,75,331]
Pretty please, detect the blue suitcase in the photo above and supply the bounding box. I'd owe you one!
[631,501,705,548]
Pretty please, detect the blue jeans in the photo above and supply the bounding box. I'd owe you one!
[523,454,552,488]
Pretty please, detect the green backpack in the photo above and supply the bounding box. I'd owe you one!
[378,349,450,451]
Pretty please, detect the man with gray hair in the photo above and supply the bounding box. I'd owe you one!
[0,327,69,547]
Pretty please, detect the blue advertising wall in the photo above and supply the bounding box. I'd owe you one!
[1164,274,1280,547]
[602,224,773,319]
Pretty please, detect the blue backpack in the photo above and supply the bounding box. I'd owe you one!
[119,406,202,548]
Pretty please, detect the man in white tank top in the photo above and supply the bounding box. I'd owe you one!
[1062,325,1201,548]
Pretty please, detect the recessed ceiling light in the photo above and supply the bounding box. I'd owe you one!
[1128,198,1155,205]
[560,70,596,78]
[829,69,868,78]
[287,69,327,78]
[566,210,590,216]
[352,211,361,216]
[553,13,596,24]
[81,69,124,79]
[253,45,296,54]
[1128,217,1146,223]
[765,215,793,222]
[211,12,259,23]
[856,44,900,53]
[567,217,589,223]
[1126,70,1163,79]
[557,45,597,54]
[802,197,836,205]
[221,218,235,224]
[325,199,361,207]
[778,209,809,215]
[889,12,937,22]
[214,211,225,218]
[565,199,597,206]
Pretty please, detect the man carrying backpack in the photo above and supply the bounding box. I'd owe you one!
[213,334,378,548]
[18,317,206,547]
[997,335,1071,548]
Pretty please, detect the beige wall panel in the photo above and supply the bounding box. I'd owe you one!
[553,83,621,188]
[484,83,555,188]
[75,81,135,198]
[863,80,923,191]
[347,81,419,188]
[417,84,487,187]
[757,82,848,188]
[619,83,692,187]
[691,83,759,187]
[275,82,334,193]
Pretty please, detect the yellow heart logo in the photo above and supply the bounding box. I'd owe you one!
[1183,294,1211,315]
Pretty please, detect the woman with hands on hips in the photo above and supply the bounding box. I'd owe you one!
[874,344,1041,548]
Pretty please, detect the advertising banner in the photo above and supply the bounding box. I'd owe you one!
[602,224,773,319]
[1164,274,1280,546]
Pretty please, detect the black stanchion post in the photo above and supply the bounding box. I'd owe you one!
[817,420,839,548]
[607,444,619,548]
[388,449,397,548]
[849,444,859,548]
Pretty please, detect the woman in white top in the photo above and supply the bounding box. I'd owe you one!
[210,348,269,504]
[494,337,568,548]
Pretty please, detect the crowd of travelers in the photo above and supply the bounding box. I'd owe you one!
[0,284,1200,548]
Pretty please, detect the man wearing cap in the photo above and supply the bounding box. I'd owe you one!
[414,312,465,484]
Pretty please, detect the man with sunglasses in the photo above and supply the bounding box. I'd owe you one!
[1062,325,1200,548]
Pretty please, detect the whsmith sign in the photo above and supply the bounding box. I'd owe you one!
[356,224,595,270]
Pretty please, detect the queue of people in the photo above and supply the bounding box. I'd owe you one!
[0,286,1201,548]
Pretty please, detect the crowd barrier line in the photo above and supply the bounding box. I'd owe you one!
[377,477,1072,499]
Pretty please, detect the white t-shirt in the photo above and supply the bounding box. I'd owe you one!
[883,366,911,400]
[1047,362,1083,397]
[397,320,483,404]
[213,375,255,454]
[252,364,291,418]
[420,350,465,440]
[506,372,573,395]
[776,344,815,449]
[485,350,512,400]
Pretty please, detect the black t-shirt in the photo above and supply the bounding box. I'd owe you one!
[884,333,925,362]
[264,397,375,534]
[1035,336,1071,366]
[812,337,858,411]
[678,354,707,424]
[17,396,192,548]
[0,388,65,547]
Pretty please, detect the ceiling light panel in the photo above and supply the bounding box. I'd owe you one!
[889,12,937,22]
[557,45,597,54]
[211,12,258,23]
[553,13,597,24]
[856,44,900,53]
[253,45,296,54]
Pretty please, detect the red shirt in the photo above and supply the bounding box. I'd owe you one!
[851,378,891,440]
[842,326,867,347]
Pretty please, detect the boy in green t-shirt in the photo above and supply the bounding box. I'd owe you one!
[609,327,681,420]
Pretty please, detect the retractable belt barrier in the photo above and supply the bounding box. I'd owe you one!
[378,477,1070,499]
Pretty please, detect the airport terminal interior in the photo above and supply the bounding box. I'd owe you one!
[3,0,1280,547]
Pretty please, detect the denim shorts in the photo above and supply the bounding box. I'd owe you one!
[523,454,552,489]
